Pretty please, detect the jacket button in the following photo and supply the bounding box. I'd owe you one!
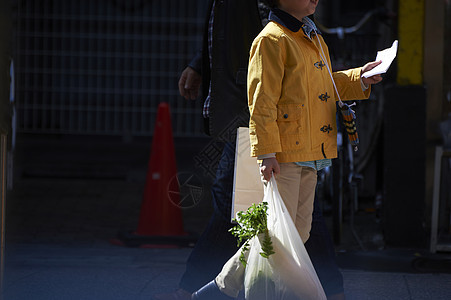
[320,124,333,133]
[283,114,288,119]
[318,93,330,102]
[296,141,299,145]
[314,61,325,70]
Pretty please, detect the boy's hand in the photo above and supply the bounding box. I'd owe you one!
[361,61,383,86]
[178,67,201,100]
[260,157,280,181]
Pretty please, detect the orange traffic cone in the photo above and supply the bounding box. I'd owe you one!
[111,102,196,248]
[136,102,184,236]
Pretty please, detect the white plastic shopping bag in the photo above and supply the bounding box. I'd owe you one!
[244,177,326,300]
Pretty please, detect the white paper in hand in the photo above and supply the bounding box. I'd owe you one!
[362,40,398,78]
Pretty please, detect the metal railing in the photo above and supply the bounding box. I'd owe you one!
[13,0,207,137]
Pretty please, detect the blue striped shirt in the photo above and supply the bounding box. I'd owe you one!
[295,159,332,171]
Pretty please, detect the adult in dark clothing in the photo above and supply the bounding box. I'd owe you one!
[154,1,345,299]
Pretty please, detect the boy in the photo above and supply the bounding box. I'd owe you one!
[192,0,382,298]
[248,0,382,243]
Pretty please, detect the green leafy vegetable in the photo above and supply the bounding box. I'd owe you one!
[229,202,275,266]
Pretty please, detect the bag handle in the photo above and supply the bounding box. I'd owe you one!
[312,29,360,151]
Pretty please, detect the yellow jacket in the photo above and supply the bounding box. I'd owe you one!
[248,20,371,163]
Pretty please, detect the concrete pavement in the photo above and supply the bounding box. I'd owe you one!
[3,242,451,300]
[2,134,451,299]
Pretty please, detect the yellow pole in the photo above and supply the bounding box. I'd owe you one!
[397,0,425,85]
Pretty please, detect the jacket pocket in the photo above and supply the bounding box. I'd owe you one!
[276,103,303,149]
[276,103,302,123]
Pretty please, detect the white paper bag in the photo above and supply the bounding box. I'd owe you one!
[231,127,264,222]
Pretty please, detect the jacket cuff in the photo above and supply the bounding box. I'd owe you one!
[188,49,202,75]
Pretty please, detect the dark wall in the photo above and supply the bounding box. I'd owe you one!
[1,0,12,134]
[383,85,427,247]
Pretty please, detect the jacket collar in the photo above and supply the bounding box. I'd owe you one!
[269,8,321,37]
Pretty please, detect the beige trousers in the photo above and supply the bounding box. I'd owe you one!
[216,163,318,297]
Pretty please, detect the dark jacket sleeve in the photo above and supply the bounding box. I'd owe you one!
[188,49,202,75]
